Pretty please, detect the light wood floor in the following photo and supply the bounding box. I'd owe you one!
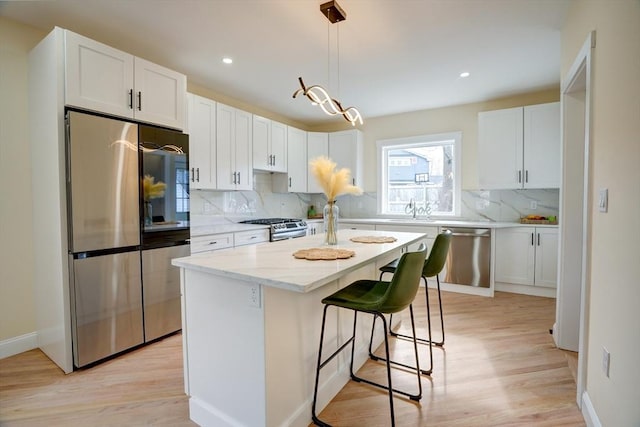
[0,290,585,426]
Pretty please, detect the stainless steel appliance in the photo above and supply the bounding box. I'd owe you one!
[66,110,189,368]
[239,218,307,241]
[66,111,144,367]
[139,126,190,343]
[442,227,491,288]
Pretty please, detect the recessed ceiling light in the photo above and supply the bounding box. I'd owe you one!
[222,57,233,65]
[460,72,470,78]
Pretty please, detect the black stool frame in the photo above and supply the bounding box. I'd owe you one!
[385,272,446,347]
[369,275,434,376]
[311,304,422,427]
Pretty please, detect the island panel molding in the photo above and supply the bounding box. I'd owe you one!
[173,229,425,427]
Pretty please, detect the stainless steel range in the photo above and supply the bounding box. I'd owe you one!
[240,218,307,241]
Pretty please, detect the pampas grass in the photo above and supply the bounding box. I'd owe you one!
[143,174,166,201]
[309,156,362,201]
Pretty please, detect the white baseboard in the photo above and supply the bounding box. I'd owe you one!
[495,282,557,298]
[582,391,602,427]
[0,332,38,359]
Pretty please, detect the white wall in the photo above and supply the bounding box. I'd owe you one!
[562,1,640,425]
[0,17,45,343]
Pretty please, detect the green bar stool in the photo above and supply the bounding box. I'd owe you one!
[311,248,427,427]
[371,230,452,375]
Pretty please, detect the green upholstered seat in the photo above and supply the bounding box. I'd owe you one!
[312,248,427,427]
[372,230,452,376]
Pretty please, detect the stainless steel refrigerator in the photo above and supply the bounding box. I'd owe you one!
[66,110,189,368]
[66,111,143,368]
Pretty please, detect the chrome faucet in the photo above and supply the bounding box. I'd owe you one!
[405,198,431,219]
[405,198,417,219]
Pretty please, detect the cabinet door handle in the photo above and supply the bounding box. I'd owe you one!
[137,91,142,111]
[128,89,133,109]
[353,178,355,186]
[233,171,237,184]
[196,168,200,182]
[518,170,522,184]
[191,167,195,182]
[289,177,292,187]
[272,155,275,166]
[531,233,534,246]
[525,170,529,183]
[537,233,540,246]
[237,172,241,185]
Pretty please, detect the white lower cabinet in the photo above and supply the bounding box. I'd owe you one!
[338,222,375,231]
[306,221,324,236]
[495,227,558,288]
[191,229,269,255]
[191,233,234,254]
[234,229,269,247]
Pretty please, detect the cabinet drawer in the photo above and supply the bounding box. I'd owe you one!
[191,233,234,254]
[234,229,270,246]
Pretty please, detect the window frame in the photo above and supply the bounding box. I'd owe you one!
[376,131,462,217]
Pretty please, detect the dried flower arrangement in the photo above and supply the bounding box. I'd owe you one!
[142,174,166,201]
[309,156,362,201]
[309,156,362,245]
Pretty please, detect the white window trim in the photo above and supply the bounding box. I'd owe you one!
[376,131,462,217]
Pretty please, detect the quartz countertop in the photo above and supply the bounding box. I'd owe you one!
[338,218,558,228]
[172,229,425,293]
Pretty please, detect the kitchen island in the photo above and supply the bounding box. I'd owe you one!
[172,229,426,427]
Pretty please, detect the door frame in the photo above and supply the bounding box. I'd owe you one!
[556,31,595,407]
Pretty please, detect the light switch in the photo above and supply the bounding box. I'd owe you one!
[598,189,608,213]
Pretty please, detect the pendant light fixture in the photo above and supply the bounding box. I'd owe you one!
[293,0,363,126]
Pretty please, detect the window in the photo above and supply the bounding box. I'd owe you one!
[176,167,189,214]
[377,132,461,217]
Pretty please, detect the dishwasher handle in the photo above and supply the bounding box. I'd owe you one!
[442,228,491,237]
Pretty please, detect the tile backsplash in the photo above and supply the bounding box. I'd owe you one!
[190,172,559,225]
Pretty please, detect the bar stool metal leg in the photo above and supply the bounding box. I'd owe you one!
[370,276,434,375]
[313,307,423,426]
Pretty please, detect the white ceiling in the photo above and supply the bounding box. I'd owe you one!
[0,0,570,126]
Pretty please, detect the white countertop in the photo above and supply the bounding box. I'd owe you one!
[172,229,425,293]
[338,218,558,228]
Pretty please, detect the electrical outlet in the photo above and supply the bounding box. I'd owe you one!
[529,200,537,210]
[602,347,610,377]
[249,284,261,308]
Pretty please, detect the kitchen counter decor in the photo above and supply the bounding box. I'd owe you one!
[520,215,558,225]
[309,156,362,245]
[292,247,355,260]
[350,235,398,243]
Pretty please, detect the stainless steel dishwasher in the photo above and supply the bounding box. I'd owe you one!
[442,227,491,287]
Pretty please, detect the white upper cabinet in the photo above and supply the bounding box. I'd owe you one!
[186,93,216,189]
[64,30,185,130]
[307,132,329,193]
[478,102,560,189]
[273,127,307,193]
[328,129,363,188]
[523,103,561,188]
[216,103,253,191]
[133,57,185,130]
[252,116,287,173]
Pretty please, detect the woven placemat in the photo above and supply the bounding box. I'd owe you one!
[350,235,398,244]
[293,248,355,261]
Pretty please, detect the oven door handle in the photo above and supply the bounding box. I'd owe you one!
[272,229,307,241]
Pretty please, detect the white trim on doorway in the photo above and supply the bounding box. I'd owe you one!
[557,30,595,409]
